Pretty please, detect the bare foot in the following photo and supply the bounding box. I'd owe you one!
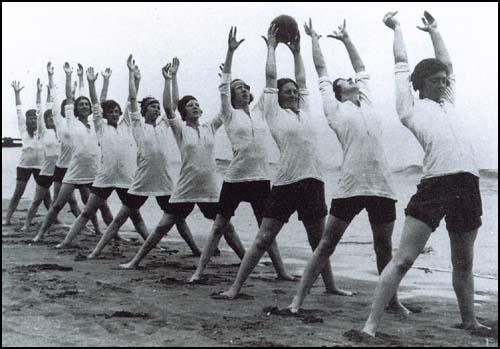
[463,322,493,337]
[276,272,297,281]
[287,303,300,314]
[189,273,202,283]
[325,288,356,296]
[212,289,238,300]
[20,225,29,232]
[32,234,43,243]
[87,252,97,260]
[119,261,137,270]
[55,242,67,249]
[386,301,411,316]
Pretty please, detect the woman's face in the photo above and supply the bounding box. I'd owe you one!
[336,78,359,99]
[75,98,91,117]
[44,110,55,129]
[422,71,448,102]
[278,82,299,110]
[104,106,121,127]
[232,81,251,108]
[26,113,38,130]
[144,102,161,124]
[184,99,203,121]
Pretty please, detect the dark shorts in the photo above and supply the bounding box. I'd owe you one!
[90,186,131,204]
[330,196,397,225]
[122,194,171,211]
[405,173,482,233]
[35,175,54,189]
[218,180,271,222]
[263,178,328,223]
[164,202,219,220]
[52,166,68,183]
[16,167,40,182]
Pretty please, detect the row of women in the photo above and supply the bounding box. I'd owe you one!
[4,11,490,337]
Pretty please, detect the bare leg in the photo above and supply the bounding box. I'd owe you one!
[67,190,81,218]
[33,183,75,242]
[289,215,353,312]
[22,184,49,231]
[221,218,284,298]
[120,213,178,269]
[56,193,104,248]
[222,222,246,260]
[128,209,149,240]
[190,214,231,282]
[175,219,201,256]
[98,201,114,226]
[362,216,432,336]
[43,190,52,210]
[449,228,490,332]
[4,180,29,225]
[78,186,102,235]
[371,221,410,315]
[87,205,131,259]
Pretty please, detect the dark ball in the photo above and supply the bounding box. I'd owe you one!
[270,15,299,43]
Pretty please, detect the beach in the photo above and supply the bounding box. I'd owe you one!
[2,147,499,346]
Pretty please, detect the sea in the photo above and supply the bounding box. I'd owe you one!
[2,148,498,283]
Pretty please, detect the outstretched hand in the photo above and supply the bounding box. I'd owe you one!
[36,78,43,93]
[11,81,24,93]
[169,57,180,76]
[86,67,99,82]
[383,11,400,30]
[262,24,279,49]
[47,62,54,76]
[77,63,84,77]
[304,18,321,39]
[285,33,301,54]
[417,11,438,32]
[63,62,73,75]
[327,19,349,41]
[127,54,136,72]
[228,26,245,52]
[133,66,141,81]
[102,68,112,79]
[162,63,172,80]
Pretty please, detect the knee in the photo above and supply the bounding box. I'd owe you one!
[393,255,415,274]
[317,239,335,257]
[254,232,274,252]
[81,208,95,220]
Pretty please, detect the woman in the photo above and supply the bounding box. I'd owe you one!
[56,66,151,248]
[360,11,490,337]
[4,81,49,226]
[33,62,112,242]
[88,55,200,259]
[217,24,344,299]
[190,27,292,283]
[288,19,407,313]
[21,78,60,231]
[120,57,245,269]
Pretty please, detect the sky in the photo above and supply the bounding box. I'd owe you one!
[2,2,498,169]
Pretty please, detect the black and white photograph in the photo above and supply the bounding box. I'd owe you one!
[2,2,498,346]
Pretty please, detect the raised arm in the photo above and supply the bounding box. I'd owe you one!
[100,68,112,103]
[11,81,23,106]
[64,62,74,104]
[383,11,409,65]
[11,81,25,133]
[168,57,180,111]
[286,32,306,88]
[127,55,139,113]
[417,11,453,74]
[328,20,365,73]
[162,62,175,119]
[36,78,45,137]
[304,18,328,77]
[77,63,85,97]
[262,24,279,88]
[220,26,245,115]
[86,67,100,105]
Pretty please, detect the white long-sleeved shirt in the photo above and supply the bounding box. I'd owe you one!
[127,108,174,196]
[263,87,323,186]
[37,102,61,176]
[168,115,222,203]
[395,62,479,179]
[219,73,271,182]
[50,89,74,168]
[319,72,397,200]
[62,104,99,184]
[91,104,137,189]
[16,105,43,169]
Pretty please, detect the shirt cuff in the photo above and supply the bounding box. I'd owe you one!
[355,70,370,81]
[264,87,278,94]
[395,62,410,73]
[221,73,231,84]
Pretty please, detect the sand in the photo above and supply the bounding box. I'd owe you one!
[2,199,498,347]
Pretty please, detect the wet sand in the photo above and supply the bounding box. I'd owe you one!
[2,199,498,347]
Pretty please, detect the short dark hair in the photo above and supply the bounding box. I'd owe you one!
[43,109,53,126]
[277,78,298,92]
[410,58,450,92]
[74,96,92,117]
[230,79,254,108]
[101,99,122,117]
[139,97,160,117]
[25,109,37,118]
[332,78,344,102]
[177,95,197,121]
